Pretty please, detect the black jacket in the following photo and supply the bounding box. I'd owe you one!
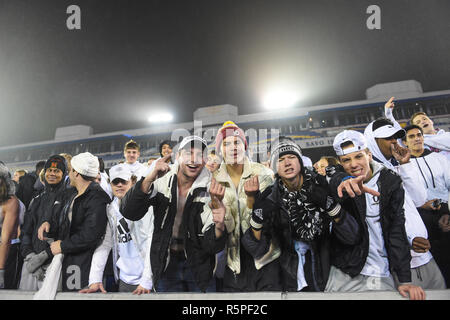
[122,175,226,292]
[242,174,360,292]
[49,182,110,291]
[19,180,73,260]
[328,163,412,283]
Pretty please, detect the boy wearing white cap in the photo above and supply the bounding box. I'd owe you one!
[80,163,153,293]
[325,130,426,300]
[121,136,227,293]
[38,152,111,292]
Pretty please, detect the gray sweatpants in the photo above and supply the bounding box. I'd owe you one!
[395,258,446,290]
[325,266,396,293]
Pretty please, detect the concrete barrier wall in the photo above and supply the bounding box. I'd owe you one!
[1,289,449,300]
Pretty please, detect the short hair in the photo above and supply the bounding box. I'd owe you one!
[35,160,46,174]
[209,150,216,156]
[80,173,97,182]
[98,158,105,173]
[124,140,140,152]
[402,124,423,141]
[410,112,427,124]
[372,118,394,131]
[320,156,340,166]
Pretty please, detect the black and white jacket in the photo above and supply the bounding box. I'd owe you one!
[121,163,227,292]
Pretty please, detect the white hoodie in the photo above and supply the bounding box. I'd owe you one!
[364,122,432,268]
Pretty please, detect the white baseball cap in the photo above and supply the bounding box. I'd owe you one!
[109,163,132,182]
[333,130,368,156]
[371,118,405,139]
[178,135,208,151]
[71,152,99,178]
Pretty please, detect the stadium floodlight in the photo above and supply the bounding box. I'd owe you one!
[148,112,174,123]
[262,89,299,110]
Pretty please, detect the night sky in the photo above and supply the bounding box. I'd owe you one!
[0,0,449,147]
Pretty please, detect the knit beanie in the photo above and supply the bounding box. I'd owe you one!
[44,155,67,176]
[270,136,304,173]
[215,121,247,155]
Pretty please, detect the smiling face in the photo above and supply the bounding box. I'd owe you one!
[404,128,425,154]
[338,143,372,181]
[412,114,435,135]
[206,153,221,173]
[222,136,246,165]
[177,146,206,180]
[45,167,63,185]
[161,144,173,157]
[124,148,140,164]
[111,178,131,199]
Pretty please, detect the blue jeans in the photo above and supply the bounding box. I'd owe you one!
[156,251,216,292]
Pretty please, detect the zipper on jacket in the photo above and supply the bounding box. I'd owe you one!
[160,209,169,230]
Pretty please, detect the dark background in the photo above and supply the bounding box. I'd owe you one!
[0,0,449,147]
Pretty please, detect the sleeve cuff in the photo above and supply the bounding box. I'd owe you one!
[139,278,153,290]
[250,218,263,230]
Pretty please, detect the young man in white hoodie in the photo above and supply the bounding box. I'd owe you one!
[384,97,450,160]
[402,124,450,287]
[363,119,444,289]
[80,163,153,293]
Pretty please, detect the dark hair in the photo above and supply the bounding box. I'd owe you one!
[320,156,340,166]
[79,174,97,182]
[209,150,216,155]
[124,140,140,152]
[35,161,46,174]
[98,158,105,173]
[159,140,173,155]
[372,118,394,131]
[0,176,12,205]
[402,124,423,141]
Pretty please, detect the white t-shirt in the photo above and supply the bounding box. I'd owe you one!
[360,172,390,278]
[123,161,146,179]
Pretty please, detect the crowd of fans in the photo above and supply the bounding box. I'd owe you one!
[0,97,448,299]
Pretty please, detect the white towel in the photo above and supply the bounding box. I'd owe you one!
[33,254,64,300]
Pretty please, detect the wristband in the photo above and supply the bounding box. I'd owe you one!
[250,218,263,231]
[327,203,341,217]
[341,176,356,182]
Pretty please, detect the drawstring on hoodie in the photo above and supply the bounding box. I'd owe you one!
[414,157,436,188]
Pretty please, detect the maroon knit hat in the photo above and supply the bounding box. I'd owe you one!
[215,121,248,155]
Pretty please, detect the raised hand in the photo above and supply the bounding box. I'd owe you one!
[244,176,259,197]
[337,175,380,198]
[384,97,395,110]
[149,154,172,181]
[209,177,225,209]
[391,143,411,164]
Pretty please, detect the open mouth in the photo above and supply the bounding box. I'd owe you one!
[423,123,429,128]
[351,168,363,176]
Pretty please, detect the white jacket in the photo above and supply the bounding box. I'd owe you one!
[88,197,153,289]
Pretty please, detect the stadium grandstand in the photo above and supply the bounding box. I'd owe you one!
[2,79,450,172]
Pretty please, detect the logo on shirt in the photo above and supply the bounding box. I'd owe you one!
[117,218,132,243]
